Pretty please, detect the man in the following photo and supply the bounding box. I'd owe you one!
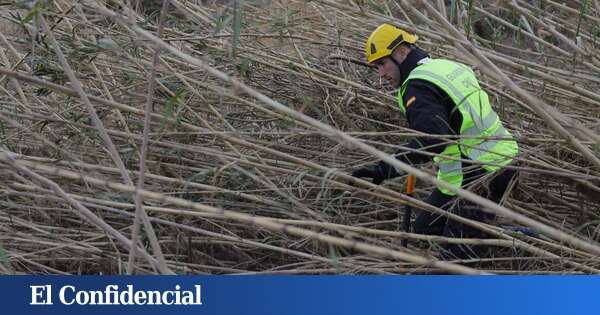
[352,23,519,259]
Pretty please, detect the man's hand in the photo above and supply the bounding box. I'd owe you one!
[351,164,386,185]
[351,161,404,185]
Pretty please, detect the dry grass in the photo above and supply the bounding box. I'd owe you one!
[0,0,598,274]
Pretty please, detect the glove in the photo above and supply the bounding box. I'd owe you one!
[351,161,403,185]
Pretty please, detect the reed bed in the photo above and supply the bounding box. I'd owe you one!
[0,0,598,274]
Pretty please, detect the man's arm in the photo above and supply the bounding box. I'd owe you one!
[396,79,457,165]
[350,79,457,184]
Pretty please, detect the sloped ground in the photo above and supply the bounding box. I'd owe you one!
[0,0,598,274]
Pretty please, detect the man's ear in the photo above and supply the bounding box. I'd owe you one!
[394,44,412,59]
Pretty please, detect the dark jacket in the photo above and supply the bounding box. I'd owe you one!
[394,47,463,166]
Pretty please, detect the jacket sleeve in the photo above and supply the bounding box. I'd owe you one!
[395,79,454,165]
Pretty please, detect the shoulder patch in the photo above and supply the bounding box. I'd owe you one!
[406,96,416,108]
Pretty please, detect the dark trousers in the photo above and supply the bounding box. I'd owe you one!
[413,167,517,259]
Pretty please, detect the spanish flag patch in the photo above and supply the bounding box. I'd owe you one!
[406,96,416,108]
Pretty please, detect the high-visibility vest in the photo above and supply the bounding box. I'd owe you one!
[398,59,518,196]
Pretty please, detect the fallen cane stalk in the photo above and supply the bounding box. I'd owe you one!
[0,151,485,275]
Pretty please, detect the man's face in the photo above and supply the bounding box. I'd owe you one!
[374,57,400,87]
[372,47,409,88]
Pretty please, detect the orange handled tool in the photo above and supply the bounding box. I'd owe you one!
[401,175,416,247]
[406,174,416,194]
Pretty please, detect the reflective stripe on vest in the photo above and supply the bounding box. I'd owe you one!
[397,59,518,196]
[434,144,463,192]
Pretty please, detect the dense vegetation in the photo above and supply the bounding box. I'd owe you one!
[0,0,599,274]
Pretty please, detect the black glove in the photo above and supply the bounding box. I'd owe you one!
[351,161,403,185]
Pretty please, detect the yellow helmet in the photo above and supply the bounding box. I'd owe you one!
[365,24,418,63]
